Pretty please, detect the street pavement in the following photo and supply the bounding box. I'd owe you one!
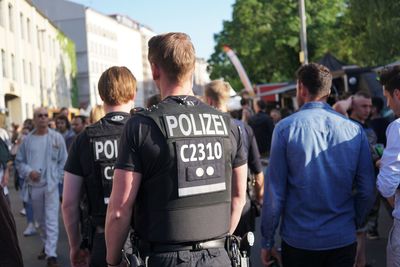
[8,182,392,267]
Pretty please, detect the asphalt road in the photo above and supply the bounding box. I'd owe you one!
[8,183,392,267]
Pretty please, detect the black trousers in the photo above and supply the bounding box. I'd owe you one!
[145,248,231,267]
[281,241,357,267]
[90,233,106,267]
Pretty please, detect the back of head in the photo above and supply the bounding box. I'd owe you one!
[379,65,400,95]
[256,99,267,111]
[98,66,137,106]
[205,80,231,107]
[296,63,332,97]
[148,32,196,83]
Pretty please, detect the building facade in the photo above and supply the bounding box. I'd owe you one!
[33,0,211,109]
[0,0,76,124]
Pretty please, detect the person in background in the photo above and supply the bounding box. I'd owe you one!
[248,99,274,159]
[205,80,264,256]
[15,107,68,267]
[66,115,88,149]
[269,108,282,125]
[89,105,105,125]
[376,65,400,267]
[261,63,375,267]
[0,186,23,267]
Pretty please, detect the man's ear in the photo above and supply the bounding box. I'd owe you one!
[394,88,400,100]
[151,63,160,81]
[298,82,307,98]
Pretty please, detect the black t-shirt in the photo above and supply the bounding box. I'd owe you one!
[115,96,247,178]
[368,117,390,146]
[64,112,130,177]
[248,111,274,156]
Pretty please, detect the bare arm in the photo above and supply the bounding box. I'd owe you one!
[105,169,141,266]
[254,171,264,204]
[62,172,88,266]
[229,163,248,234]
[332,96,352,117]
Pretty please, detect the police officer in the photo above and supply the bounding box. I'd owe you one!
[105,32,248,267]
[204,80,264,253]
[62,66,137,267]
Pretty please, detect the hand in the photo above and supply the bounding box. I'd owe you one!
[1,168,9,187]
[261,247,282,266]
[70,247,90,267]
[29,170,41,182]
[375,159,381,169]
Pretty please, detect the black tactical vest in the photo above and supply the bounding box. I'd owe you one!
[134,97,233,243]
[85,113,129,227]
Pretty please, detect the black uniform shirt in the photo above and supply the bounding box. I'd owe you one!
[115,96,247,179]
[64,112,130,177]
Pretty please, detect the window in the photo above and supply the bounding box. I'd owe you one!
[11,53,15,80]
[8,3,13,32]
[20,13,24,39]
[22,59,26,83]
[26,18,31,42]
[1,49,6,77]
[0,0,4,27]
[29,62,33,85]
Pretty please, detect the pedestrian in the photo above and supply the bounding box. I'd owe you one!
[63,66,137,267]
[260,63,375,267]
[0,186,23,267]
[376,65,400,267]
[15,107,68,267]
[105,32,248,267]
[248,98,274,158]
[205,80,264,255]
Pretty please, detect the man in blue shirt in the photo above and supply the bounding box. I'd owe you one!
[260,63,375,267]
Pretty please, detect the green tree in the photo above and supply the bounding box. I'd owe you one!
[343,0,400,66]
[208,0,348,90]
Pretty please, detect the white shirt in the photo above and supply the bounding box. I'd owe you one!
[377,118,400,219]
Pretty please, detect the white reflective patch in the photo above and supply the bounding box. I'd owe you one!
[104,197,109,204]
[111,115,124,121]
[196,167,204,177]
[178,182,226,197]
[206,166,215,176]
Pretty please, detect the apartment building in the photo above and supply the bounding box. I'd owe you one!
[0,0,76,124]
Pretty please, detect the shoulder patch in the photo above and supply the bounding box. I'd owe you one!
[110,115,124,121]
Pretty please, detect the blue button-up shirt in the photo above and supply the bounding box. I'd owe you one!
[261,101,375,250]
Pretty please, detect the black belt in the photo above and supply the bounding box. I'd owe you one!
[143,238,227,253]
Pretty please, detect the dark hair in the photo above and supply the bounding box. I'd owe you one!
[296,63,332,97]
[379,65,400,95]
[148,32,196,83]
[240,98,249,106]
[354,91,371,99]
[146,94,161,108]
[73,115,87,124]
[56,114,70,129]
[256,99,267,111]
[372,96,384,113]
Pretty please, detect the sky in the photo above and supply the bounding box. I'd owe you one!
[69,0,235,59]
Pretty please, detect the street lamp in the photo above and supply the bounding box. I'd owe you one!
[299,0,308,65]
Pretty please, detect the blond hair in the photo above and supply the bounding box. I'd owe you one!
[89,104,105,124]
[98,66,137,105]
[204,80,231,107]
[148,32,196,83]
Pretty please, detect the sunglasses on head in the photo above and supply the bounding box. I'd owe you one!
[37,113,48,118]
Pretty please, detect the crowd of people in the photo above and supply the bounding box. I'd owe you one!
[0,31,399,267]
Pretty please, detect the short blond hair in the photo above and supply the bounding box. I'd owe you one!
[148,32,196,83]
[204,80,231,107]
[98,66,137,105]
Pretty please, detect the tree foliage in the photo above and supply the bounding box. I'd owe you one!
[208,0,400,91]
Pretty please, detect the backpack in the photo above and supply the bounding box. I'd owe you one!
[0,138,10,168]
